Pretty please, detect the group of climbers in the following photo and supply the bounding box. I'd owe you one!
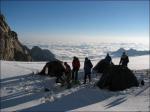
[62,52,129,89]
[104,52,129,67]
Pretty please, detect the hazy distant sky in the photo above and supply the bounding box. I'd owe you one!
[1,0,149,44]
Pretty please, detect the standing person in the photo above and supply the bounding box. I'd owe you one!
[119,52,129,67]
[83,57,93,84]
[72,56,80,83]
[105,53,112,64]
[64,62,72,89]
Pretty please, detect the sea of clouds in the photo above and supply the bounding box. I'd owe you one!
[25,42,149,63]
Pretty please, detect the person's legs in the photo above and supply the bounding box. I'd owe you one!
[88,74,91,82]
[75,70,78,82]
[122,62,128,67]
[66,73,72,88]
[84,73,87,84]
[72,69,75,80]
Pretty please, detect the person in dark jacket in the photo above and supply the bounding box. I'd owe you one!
[72,56,80,83]
[119,52,129,67]
[64,62,72,89]
[105,53,112,64]
[83,57,93,84]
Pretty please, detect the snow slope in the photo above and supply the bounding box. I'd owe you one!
[0,56,149,111]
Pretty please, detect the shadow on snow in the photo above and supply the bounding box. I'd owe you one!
[0,71,128,111]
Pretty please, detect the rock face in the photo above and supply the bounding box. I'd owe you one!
[31,46,55,61]
[0,14,56,61]
[0,14,32,61]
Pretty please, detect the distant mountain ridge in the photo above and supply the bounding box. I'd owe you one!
[0,14,55,61]
[111,48,150,57]
[31,46,55,61]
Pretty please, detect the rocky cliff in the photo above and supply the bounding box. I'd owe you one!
[0,14,56,61]
[0,14,32,61]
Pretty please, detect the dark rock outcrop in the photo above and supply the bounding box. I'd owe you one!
[0,14,32,61]
[111,48,150,57]
[30,46,55,61]
[93,59,139,91]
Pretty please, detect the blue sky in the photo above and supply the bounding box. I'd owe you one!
[1,0,149,44]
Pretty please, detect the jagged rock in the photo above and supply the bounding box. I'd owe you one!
[31,46,55,61]
[0,14,10,33]
[0,14,32,61]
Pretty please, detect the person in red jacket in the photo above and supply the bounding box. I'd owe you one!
[72,56,80,83]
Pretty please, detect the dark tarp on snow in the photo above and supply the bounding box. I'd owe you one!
[93,59,139,91]
[39,60,65,77]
